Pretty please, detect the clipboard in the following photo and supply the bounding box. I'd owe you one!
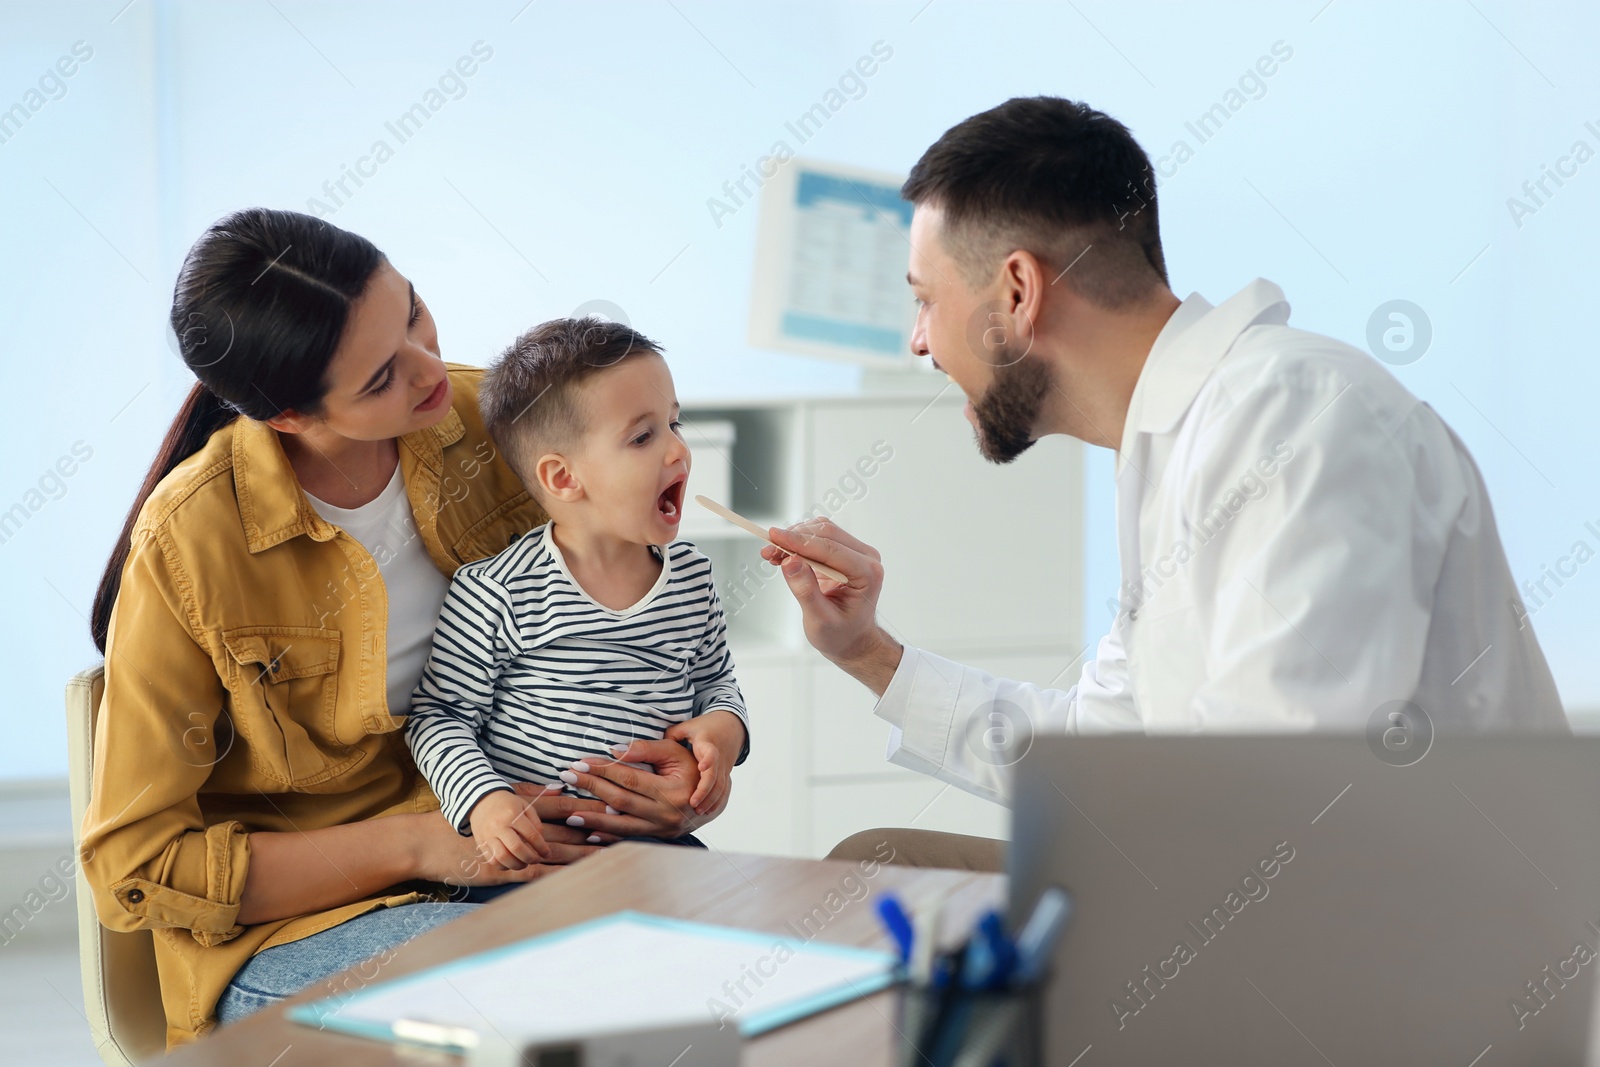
[286,910,898,1051]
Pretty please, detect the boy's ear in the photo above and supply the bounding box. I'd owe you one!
[535,452,585,504]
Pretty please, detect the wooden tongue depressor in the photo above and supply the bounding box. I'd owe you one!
[693,495,851,584]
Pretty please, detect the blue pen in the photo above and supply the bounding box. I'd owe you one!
[976,910,1016,988]
[937,913,1012,1065]
[874,894,915,966]
[960,917,996,988]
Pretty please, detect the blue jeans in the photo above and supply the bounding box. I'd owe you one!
[216,836,706,1021]
[215,902,477,1024]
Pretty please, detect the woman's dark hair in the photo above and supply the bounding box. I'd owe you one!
[89,208,385,653]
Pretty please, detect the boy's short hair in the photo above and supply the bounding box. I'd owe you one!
[479,316,664,487]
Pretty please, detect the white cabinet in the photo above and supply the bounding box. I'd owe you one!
[807,777,1010,858]
[804,403,1079,651]
[685,389,1082,859]
[692,656,800,856]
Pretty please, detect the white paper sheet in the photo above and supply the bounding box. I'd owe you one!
[289,911,897,1048]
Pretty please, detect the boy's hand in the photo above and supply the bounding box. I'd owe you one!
[467,786,557,869]
[664,710,746,816]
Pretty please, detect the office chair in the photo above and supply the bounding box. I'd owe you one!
[66,664,165,1065]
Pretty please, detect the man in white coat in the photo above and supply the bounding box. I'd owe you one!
[761,97,1566,868]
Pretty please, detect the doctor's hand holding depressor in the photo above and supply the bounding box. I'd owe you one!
[761,518,905,697]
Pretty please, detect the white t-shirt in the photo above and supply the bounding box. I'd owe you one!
[303,462,451,716]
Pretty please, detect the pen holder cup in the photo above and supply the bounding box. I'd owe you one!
[894,975,1045,1067]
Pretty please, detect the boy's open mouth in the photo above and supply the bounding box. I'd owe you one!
[656,474,686,520]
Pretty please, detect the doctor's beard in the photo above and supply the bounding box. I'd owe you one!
[972,351,1052,464]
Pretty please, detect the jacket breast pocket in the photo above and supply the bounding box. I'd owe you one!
[219,626,366,789]
[451,491,546,564]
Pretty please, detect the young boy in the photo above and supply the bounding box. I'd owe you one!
[405,317,749,873]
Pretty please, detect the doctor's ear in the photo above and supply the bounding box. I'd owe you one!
[999,249,1049,340]
[535,453,585,503]
[969,249,1047,367]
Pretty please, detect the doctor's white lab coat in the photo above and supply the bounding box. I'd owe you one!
[872,278,1567,804]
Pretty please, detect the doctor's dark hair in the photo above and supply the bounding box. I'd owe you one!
[902,96,1169,308]
[479,316,664,490]
[89,208,386,653]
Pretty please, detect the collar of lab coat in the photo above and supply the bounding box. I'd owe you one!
[1116,278,1291,470]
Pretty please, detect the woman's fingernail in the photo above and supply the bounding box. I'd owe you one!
[567,815,585,827]
[559,770,579,785]
[586,834,602,844]
[570,760,592,773]
[609,744,628,756]
[545,781,564,791]
[605,805,619,815]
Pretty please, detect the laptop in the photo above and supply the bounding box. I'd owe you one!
[1008,735,1600,1066]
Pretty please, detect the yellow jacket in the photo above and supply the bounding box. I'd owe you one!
[80,363,548,1047]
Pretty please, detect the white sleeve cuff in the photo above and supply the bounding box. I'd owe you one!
[870,642,922,731]
[872,645,967,776]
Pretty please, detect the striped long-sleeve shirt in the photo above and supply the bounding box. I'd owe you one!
[406,522,748,833]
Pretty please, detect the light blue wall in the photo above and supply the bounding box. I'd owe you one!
[3,0,1597,778]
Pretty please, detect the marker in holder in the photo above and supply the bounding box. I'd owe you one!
[895,972,1046,1067]
[881,886,1071,1067]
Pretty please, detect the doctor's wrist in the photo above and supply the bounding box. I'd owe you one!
[832,626,904,698]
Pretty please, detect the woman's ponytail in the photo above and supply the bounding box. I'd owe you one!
[89,382,240,652]
[88,208,384,654]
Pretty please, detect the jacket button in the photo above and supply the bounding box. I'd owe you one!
[127,888,144,904]
[268,658,281,675]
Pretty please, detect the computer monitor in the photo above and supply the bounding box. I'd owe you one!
[1009,735,1600,1065]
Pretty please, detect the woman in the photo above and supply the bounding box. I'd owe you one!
[81,208,741,1047]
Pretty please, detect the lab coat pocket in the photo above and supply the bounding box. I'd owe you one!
[219,626,365,789]
[1130,599,1207,730]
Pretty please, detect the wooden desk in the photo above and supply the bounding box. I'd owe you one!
[161,843,1005,1066]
